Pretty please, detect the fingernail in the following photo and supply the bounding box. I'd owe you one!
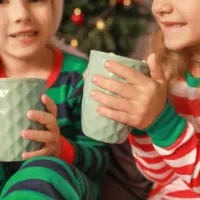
[90,90,96,97]
[21,131,25,137]
[27,110,35,119]
[41,94,47,102]
[104,61,111,69]
[27,111,32,118]
[96,106,102,113]
[22,153,27,160]
[92,76,98,83]
[21,130,27,137]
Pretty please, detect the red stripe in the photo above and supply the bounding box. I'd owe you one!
[163,134,197,160]
[171,95,200,117]
[59,135,75,164]
[0,47,64,88]
[172,163,195,176]
[142,169,175,183]
[128,134,149,142]
[46,47,64,89]
[136,157,171,174]
[132,140,155,152]
[0,68,6,78]
[191,173,200,188]
[136,155,164,164]
[148,184,165,198]
[190,151,200,187]
[0,60,7,77]
[129,135,164,164]
[167,189,200,198]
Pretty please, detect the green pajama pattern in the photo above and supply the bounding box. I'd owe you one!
[0,156,97,200]
[0,49,110,199]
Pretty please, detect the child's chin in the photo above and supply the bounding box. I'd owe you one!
[164,37,200,52]
[164,41,189,51]
[8,47,40,59]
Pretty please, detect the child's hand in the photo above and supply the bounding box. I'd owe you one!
[83,69,87,81]
[21,94,62,160]
[90,54,168,130]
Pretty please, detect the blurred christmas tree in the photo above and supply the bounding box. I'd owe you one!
[58,0,152,56]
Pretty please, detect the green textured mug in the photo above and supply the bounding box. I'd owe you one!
[82,50,150,144]
[0,78,46,161]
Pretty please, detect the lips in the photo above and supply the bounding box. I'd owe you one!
[160,21,187,28]
[159,21,187,33]
[9,30,39,45]
[10,30,38,38]
[160,21,186,26]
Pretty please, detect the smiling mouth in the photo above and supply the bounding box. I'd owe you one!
[10,31,38,39]
[160,21,187,29]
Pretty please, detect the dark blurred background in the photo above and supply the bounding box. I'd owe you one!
[58,0,154,59]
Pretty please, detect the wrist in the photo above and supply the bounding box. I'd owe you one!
[141,100,186,147]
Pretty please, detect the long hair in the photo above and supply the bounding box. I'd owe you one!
[148,26,191,81]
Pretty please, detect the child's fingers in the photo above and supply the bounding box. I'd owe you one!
[96,105,130,125]
[27,110,58,132]
[21,130,52,143]
[91,75,140,99]
[22,148,51,160]
[90,89,130,112]
[104,60,149,85]
[41,94,57,117]
[147,54,165,82]
[83,69,87,81]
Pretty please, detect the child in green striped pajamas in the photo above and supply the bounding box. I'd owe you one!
[0,0,110,199]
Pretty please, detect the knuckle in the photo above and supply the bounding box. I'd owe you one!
[133,117,143,128]
[40,111,47,123]
[150,81,157,91]
[43,148,49,156]
[112,99,120,109]
[46,131,53,141]
[117,84,124,94]
[54,105,58,116]
[117,114,128,124]
[139,107,147,118]
[52,104,57,117]
[50,114,56,123]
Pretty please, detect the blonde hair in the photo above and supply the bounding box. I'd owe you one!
[148,26,191,81]
[52,0,64,34]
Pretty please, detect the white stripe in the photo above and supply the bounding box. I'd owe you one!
[177,174,192,184]
[170,81,200,100]
[160,196,200,200]
[193,161,200,180]
[134,153,167,170]
[130,145,159,158]
[154,123,194,156]
[164,148,196,168]
[135,162,153,181]
[193,186,200,194]
[143,167,174,180]
[183,115,200,133]
[148,178,200,199]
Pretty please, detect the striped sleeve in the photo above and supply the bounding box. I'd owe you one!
[128,134,176,184]
[142,100,200,193]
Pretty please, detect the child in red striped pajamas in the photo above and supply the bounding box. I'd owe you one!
[89,0,200,199]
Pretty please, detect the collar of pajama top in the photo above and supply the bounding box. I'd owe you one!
[0,47,64,89]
